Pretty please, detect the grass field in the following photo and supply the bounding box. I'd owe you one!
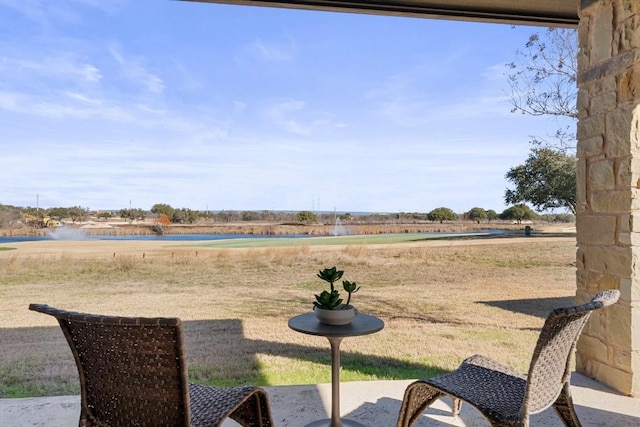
[0,232,577,398]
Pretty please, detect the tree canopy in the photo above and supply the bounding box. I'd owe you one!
[505,147,576,214]
[504,28,578,216]
[151,203,176,219]
[296,210,317,224]
[119,208,146,222]
[427,207,458,223]
[507,28,577,121]
[48,207,70,219]
[500,204,538,223]
[68,206,88,223]
[467,207,488,224]
[506,28,577,153]
[501,28,579,217]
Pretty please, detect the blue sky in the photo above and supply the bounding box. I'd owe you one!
[1,0,570,214]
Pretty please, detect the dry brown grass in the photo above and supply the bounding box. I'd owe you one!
[0,236,577,397]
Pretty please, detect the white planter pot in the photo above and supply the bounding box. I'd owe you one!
[314,306,357,325]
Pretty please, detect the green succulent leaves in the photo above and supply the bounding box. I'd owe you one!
[317,266,344,292]
[342,280,360,306]
[313,266,361,310]
[313,290,343,310]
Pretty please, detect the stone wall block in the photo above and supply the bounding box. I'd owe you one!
[633,104,640,146]
[621,213,631,233]
[592,5,614,65]
[591,272,621,295]
[590,159,616,190]
[576,247,586,272]
[578,14,591,71]
[618,66,640,103]
[576,288,594,307]
[615,156,633,187]
[587,75,606,97]
[619,0,640,21]
[632,244,640,274]
[584,245,633,276]
[575,270,590,294]
[613,348,632,372]
[576,348,587,372]
[577,159,587,209]
[605,106,634,156]
[614,15,640,54]
[602,74,619,95]
[633,302,640,335]
[629,214,640,232]
[578,333,609,363]
[592,90,618,115]
[577,114,605,141]
[614,14,638,54]
[619,232,631,245]
[576,215,617,244]
[578,8,590,42]
[609,302,632,349]
[619,278,640,301]
[628,16,640,49]
[578,50,591,76]
[590,189,632,211]
[635,359,640,398]
[584,308,608,338]
[578,358,633,395]
[578,87,591,119]
[632,188,640,210]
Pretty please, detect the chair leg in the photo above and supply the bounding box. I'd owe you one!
[552,382,582,427]
[229,391,274,427]
[396,381,445,427]
[451,398,462,416]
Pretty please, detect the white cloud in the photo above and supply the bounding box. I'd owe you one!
[108,45,165,93]
[0,0,50,27]
[61,91,103,105]
[0,0,124,29]
[264,98,311,135]
[247,37,295,62]
[483,62,509,81]
[0,55,102,84]
[232,101,247,113]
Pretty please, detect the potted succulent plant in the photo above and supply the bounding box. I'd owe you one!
[313,266,361,325]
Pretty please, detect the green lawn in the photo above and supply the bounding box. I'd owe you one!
[195,232,489,248]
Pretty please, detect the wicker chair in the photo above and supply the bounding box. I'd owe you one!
[29,303,274,427]
[396,289,620,427]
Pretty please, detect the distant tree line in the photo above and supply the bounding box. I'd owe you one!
[0,202,574,230]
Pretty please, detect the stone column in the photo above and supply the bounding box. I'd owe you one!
[576,0,639,396]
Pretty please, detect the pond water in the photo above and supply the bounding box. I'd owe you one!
[0,229,508,244]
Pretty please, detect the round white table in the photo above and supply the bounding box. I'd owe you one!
[288,312,384,427]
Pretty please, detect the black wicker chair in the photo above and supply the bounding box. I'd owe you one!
[396,290,620,427]
[29,303,273,427]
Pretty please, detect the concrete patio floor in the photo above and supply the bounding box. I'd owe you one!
[1,373,638,426]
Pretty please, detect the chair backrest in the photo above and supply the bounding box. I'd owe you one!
[29,304,191,427]
[523,289,619,415]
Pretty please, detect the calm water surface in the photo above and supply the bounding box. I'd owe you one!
[0,229,507,244]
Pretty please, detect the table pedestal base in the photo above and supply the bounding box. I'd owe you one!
[288,313,384,427]
[306,418,365,427]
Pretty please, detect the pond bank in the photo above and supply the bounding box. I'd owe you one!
[1,221,539,238]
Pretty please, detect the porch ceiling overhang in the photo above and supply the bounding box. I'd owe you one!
[184,0,581,27]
